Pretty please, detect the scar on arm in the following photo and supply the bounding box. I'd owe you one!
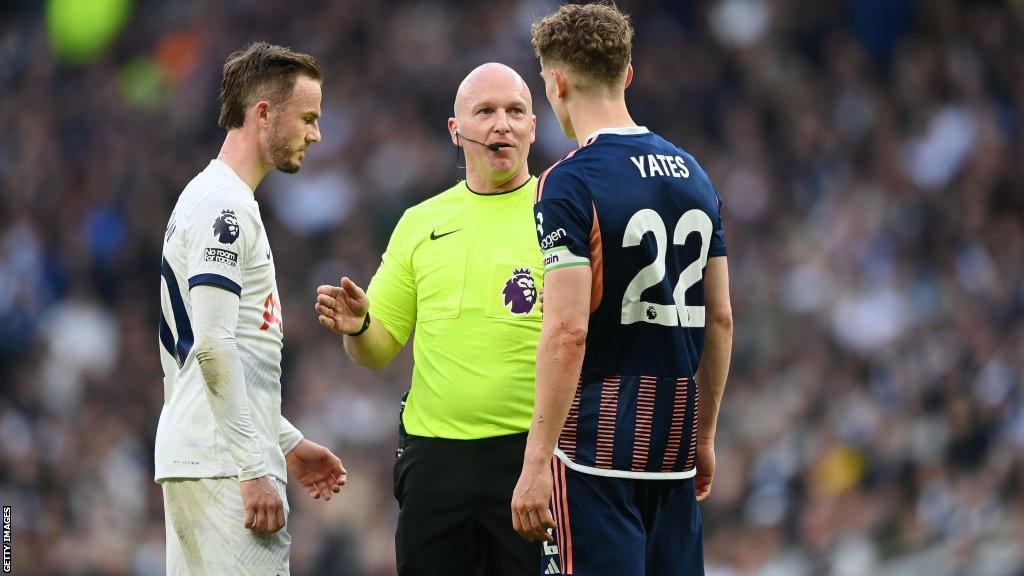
[558,322,587,346]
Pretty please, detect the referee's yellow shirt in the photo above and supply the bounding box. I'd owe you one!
[367,178,543,439]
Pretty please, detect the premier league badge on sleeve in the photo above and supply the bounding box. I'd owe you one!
[212,210,240,244]
[502,268,538,315]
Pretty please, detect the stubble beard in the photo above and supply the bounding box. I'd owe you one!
[269,123,302,174]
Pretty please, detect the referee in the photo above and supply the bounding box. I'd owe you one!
[315,63,542,575]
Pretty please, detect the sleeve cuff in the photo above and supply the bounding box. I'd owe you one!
[280,429,304,455]
[237,462,268,482]
[369,304,412,346]
[189,273,242,296]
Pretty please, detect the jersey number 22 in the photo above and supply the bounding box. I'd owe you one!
[621,208,712,328]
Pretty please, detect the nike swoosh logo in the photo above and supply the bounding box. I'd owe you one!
[430,229,461,240]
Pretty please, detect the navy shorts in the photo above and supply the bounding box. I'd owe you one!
[542,458,704,575]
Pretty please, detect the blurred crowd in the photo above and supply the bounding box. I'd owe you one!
[1,0,1022,574]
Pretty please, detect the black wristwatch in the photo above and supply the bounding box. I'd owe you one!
[347,311,371,336]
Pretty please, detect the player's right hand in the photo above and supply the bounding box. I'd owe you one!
[315,277,369,335]
[511,466,557,542]
[241,475,286,534]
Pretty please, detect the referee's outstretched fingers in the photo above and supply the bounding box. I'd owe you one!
[316,283,343,298]
[315,299,335,319]
[315,305,335,330]
[315,295,339,324]
[340,276,365,298]
[316,292,338,310]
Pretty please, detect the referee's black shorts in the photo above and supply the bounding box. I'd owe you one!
[393,431,539,575]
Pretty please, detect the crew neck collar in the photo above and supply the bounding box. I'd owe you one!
[583,125,650,143]
[208,159,256,197]
[464,176,533,197]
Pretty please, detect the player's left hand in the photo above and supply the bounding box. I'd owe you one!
[511,465,557,542]
[695,442,715,501]
[286,438,347,501]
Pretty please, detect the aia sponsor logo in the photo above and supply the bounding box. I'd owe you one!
[261,293,283,331]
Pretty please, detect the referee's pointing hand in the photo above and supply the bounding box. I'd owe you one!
[316,277,369,335]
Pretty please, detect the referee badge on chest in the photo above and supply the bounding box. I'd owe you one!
[501,268,538,315]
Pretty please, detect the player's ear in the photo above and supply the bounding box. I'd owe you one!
[447,117,460,146]
[553,69,569,99]
[624,63,633,89]
[528,113,537,144]
[253,100,271,128]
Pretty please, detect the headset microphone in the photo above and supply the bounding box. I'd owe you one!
[454,130,509,153]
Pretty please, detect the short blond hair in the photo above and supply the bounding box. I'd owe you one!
[530,3,634,92]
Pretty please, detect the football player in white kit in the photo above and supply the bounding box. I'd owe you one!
[155,42,346,576]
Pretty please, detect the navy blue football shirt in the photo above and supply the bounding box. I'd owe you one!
[535,126,727,478]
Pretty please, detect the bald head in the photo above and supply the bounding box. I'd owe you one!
[454,62,532,117]
[447,62,536,193]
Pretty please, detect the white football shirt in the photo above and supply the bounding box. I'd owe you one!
[155,159,291,482]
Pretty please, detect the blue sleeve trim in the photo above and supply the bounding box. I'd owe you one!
[161,258,194,364]
[158,312,177,363]
[188,273,241,296]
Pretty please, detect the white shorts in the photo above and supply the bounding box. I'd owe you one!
[162,477,290,576]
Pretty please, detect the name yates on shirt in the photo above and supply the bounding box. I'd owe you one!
[629,154,690,179]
